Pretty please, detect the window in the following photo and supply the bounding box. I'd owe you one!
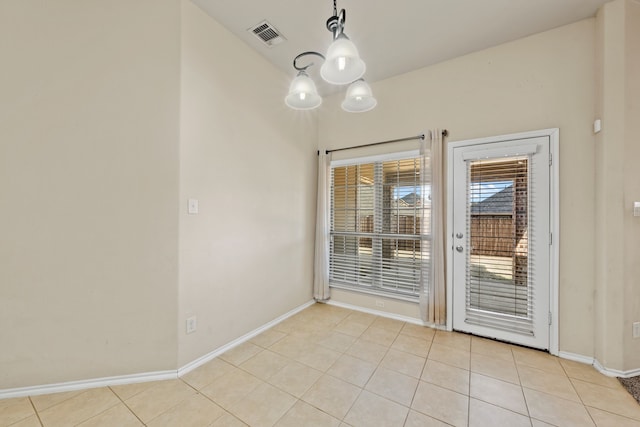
[329,152,431,299]
[467,157,529,318]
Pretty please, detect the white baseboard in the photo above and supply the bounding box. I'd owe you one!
[559,351,640,378]
[0,370,177,400]
[0,300,315,400]
[326,299,438,328]
[6,298,639,401]
[177,300,315,377]
[593,359,640,378]
[558,351,595,366]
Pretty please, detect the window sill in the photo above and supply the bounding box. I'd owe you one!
[329,283,420,304]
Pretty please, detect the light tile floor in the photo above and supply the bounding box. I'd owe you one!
[2,303,640,426]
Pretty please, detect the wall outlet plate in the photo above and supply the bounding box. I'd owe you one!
[633,322,640,339]
[188,199,199,215]
[186,316,197,334]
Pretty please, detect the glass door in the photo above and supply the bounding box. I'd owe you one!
[451,136,550,349]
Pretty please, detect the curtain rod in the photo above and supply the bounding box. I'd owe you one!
[323,129,448,155]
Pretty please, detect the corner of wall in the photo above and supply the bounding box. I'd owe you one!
[593,0,640,373]
[177,0,317,367]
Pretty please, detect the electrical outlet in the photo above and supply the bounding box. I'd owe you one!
[375,300,384,308]
[633,322,640,339]
[186,316,197,334]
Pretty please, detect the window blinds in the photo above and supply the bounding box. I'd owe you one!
[330,156,430,298]
[464,156,534,335]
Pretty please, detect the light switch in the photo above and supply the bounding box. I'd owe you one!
[634,202,640,217]
[593,119,602,134]
[188,199,199,214]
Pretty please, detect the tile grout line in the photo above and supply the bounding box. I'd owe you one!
[107,385,146,427]
[34,389,117,427]
[190,381,242,425]
[282,317,354,425]
[348,320,384,422]
[583,405,640,423]
[469,338,538,425]
[310,312,408,423]
[329,316,376,423]
[70,399,122,427]
[192,320,342,426]
[380,322,435,425]
[278,331,348,424]
[405,327,433,417]
[539,365,640,425]
[510,346,533,421]
[467,344,472,427]
[27,396,44,427]
[31,389,89,416]
[400,327,439,424]
[563,368,601,426]
[559,359,594,412]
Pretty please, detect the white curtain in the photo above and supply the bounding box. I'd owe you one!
[420,130,446,324]
[313,150,332,302]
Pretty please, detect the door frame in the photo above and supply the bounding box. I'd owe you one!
[445,128,559,356]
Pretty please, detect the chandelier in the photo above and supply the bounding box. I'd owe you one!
[284,0,377,113]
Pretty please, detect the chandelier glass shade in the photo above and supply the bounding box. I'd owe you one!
[320,34,366,85]
[342,79,377,113]
[285,0,376,112]
[285,71,322,110]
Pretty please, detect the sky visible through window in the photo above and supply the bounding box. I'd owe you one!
[470,180,513,202]
[392,181,511,203]
[394,186,430,201]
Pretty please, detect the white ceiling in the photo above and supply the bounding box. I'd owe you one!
[191,0,610,95]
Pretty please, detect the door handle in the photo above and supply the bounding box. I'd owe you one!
[456,245,464,253]
[456,232,463,239]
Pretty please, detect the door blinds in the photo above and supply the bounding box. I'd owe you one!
[330,156,430,298]
[464,155,535,335]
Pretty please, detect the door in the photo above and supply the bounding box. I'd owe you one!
[451,135,551,350]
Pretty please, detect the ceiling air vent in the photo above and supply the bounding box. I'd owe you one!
[248,20,286,47]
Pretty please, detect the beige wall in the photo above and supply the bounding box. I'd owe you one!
[595,0,640,372]
[0,0,317,390]
[623,0,640,372]
[177,1,317,366]
[320,19,597,357]
[0,1,181,388]
[595,0,626,371]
